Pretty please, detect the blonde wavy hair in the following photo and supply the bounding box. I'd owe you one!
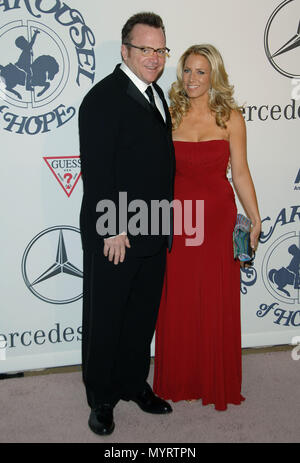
[169,44,241,130]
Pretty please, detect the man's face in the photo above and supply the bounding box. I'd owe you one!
[121,24,166,84]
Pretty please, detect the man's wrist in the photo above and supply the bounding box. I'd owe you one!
[105,231,127,240]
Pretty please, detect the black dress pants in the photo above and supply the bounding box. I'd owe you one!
[82,245,166,408]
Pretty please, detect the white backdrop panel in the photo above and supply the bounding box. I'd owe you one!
[0,0,299,372]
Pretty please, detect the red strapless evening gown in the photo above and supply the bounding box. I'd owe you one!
[153,140,244,411]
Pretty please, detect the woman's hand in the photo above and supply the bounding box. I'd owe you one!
[240,220,261,269]
[250,221,261,251]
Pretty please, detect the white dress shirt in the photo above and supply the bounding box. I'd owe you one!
[120,62,166,122]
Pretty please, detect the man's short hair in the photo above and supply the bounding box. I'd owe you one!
[122,12,165,44]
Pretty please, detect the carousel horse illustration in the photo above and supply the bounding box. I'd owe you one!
[0,29,59,99]
[269,244,300,297]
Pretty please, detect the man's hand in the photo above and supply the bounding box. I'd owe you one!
[103,234,131,265]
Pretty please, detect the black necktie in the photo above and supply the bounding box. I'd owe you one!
[145,86,165,123]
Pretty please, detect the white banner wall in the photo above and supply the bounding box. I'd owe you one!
[1,0,299,373]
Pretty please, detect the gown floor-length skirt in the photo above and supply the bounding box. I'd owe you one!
[153,140,245,411]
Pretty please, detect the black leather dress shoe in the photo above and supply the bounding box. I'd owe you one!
[88,404,115,435]
[131,383,172,414]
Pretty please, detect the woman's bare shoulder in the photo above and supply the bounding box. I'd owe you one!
[227,109,246,134]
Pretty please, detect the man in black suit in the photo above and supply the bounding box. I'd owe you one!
[79,12,174,435]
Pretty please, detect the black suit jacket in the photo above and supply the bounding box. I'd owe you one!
[79,64,175,257]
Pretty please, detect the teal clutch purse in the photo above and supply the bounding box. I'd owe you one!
[233,214,254,262]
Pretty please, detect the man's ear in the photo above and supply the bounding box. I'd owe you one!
[121,44,128,62]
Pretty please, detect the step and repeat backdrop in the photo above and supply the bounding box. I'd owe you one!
[0,0,299,372]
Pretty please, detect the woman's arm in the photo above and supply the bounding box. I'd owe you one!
[228,110,261,250]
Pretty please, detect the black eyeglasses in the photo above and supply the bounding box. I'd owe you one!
[124,43,170,58]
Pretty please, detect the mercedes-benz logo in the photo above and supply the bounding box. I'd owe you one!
[22,226,83,304]
[264,0,300,78]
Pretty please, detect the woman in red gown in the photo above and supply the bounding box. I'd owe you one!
[153,44,261,411]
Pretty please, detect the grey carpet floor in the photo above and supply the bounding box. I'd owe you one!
[0,349,299,443]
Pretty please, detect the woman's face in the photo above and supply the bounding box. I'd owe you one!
[182,53,211,99]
